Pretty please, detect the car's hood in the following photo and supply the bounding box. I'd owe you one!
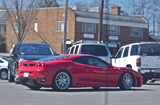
[19,55,54,61]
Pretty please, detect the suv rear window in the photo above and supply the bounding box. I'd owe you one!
[20,44,53,55]
[81,45,108,56]
[140,44,160,56]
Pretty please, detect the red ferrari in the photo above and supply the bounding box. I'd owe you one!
[18,54,142,90]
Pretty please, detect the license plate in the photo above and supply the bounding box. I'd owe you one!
[23,72,29,77]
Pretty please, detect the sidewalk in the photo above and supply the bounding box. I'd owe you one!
[0,53,10,56]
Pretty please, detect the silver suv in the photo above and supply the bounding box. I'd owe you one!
[66,40,112,63]
[112,42,160,83]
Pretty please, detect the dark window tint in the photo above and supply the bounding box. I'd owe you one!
[73,56,108,67]
[0,60,3,63]
[74,46,79,54]
[115,48,123,58]
[131,45,139,55]
[70,47,75,54]
[123,47,129,57]
[20,44,53,55]
[81,45,108,56]
[140,44,160,56]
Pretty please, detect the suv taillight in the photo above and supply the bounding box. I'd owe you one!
[136,58,141,66]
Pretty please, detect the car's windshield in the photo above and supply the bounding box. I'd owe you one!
[20,44,54,55]
[36,55,70,62]
[140,44,160,56]
[81,45,108,56]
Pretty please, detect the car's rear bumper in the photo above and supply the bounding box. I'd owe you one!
[18,77,45,87]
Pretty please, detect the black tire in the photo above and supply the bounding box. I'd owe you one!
[52,71,71,91]
[0,70,8,80]
[119,72,133,90]
[92,87,100,90]
[8,69,14,82]
[14,69,20,84]
[143,78,148,84]
[27,85,41,90]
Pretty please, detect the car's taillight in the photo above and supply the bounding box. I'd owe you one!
[37,62,46,67]
[136,58,141,66]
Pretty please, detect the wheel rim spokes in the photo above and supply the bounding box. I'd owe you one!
[1,71,8,79]
[123,73,132,89]
[55,72,70,90]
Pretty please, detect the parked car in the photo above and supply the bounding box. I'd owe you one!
[112,42,160,84]
[18,54,142,91]
[66,40,112,63]
[0,56,9,80]
[8,42,56,83]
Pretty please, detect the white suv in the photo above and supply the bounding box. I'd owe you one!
[112,42,160,83]
[66,40,112,63]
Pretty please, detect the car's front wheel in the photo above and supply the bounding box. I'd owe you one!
[119,72,133,90]
[52,71,71,91]
[8,69,14,82]
[0,70,8,80]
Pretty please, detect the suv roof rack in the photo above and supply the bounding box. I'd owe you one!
[128,41,160,45]
[73,40,103,45]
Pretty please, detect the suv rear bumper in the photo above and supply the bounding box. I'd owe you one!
[141,72,160,79]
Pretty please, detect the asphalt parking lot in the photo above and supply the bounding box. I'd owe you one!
[0,79,160,105]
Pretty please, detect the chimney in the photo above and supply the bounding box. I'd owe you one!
[111,6,121,15]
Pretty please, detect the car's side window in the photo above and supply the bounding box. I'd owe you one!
[66,48,71,54]
[131,45,138,55]
[123,47,129,57]
[70,47,75,54]
[74,45,79,54]
[0,60,3,63]
[73,56,108,67]
[72,57,88,64]
[115,48,124,58]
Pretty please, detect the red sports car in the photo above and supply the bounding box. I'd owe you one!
[18,54,143,90]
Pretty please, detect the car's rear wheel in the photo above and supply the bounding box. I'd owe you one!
[52,71,71,91]
[0,70,8,80]
[119,72,133,90]
[8,69,14,82]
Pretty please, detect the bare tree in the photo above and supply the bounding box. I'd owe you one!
[1,0,39,42]
[36,0,59,8]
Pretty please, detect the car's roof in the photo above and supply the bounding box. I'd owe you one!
[18,42,49,45]
[35,54,100,62]
[125,42,160,46]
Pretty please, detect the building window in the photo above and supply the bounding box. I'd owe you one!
[131,27,142,37]
[82,22,96,33]
[0,25,5,36]
[107,25,120,35]
[12,23,18,33]
[56,21,68,32]
[34,23,38,32]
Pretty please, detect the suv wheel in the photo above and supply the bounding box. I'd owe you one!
[14,69,19,84]
[8,69,14,82]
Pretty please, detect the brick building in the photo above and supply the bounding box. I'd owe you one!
[5,6,149,54]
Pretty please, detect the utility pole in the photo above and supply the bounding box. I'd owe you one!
[63,0,68,54]
[98,0,104,42]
